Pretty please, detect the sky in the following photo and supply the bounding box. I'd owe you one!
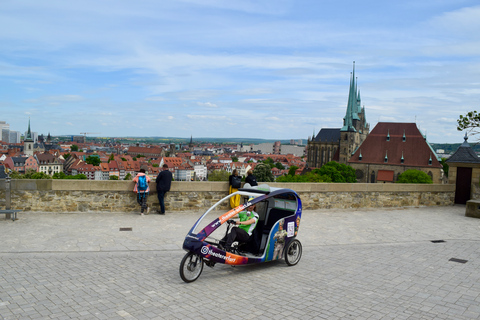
[1,0,479,143]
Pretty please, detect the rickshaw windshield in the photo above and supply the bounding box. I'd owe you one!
[190,190,263,236]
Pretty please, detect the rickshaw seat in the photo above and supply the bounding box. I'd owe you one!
[263,208,294,231]
[257,208,295,253]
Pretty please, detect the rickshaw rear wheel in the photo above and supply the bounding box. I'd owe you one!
[284,239,302,266]
[180,252,204,283]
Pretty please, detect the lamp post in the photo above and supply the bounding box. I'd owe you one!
[5,170,11,220]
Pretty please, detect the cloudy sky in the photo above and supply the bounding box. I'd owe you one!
[1,0,479,143]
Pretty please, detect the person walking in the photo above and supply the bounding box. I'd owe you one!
[133,168,151,215]
[156,164,173,215]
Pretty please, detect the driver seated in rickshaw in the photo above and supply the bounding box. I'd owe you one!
[224,199,259,252]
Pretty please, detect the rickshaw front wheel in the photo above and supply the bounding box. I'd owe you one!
[180,252,204,283]
[284,239,302,266]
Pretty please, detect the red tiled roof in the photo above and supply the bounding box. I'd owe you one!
[349,122,442,168]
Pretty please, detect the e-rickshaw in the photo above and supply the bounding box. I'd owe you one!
[180,184,302,282]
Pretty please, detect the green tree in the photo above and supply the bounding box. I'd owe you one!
[288,165,298,176]
[232,156,238,162]
[52,172,87,179]
[8,170,24,179]
[69,174,88,180]
[263,157,275,169]
[275,162,285,170]
[124,173,133,180]
[253,163,274,182]
[396,169,433,184]
[276,171,331,183]
[457,111,480,138]
[316,161,357,183]
[53,172,68,179]
[109,175,119,180]
[108,153,115,163]
[85,155,101,166]
[63,153,71,160]
[208,170,230,181]
[70,145,79,152]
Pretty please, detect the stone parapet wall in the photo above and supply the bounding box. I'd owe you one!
[0,180,455,213]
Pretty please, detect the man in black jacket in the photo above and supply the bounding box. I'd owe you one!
[156,164,173,214]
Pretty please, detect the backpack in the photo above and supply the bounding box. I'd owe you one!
[137,175,148,191]
[231,175,241,189]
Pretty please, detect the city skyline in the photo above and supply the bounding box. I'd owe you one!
[1,1,479,144]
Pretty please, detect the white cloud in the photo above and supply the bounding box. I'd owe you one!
[197,102,218,108]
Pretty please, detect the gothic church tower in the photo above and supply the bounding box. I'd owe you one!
[338,62,369,164]
[24,118,34,157]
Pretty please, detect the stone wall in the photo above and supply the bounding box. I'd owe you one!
[0,179,455,213]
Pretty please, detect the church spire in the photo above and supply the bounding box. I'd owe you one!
[341,61,361,132]
[25,118,33,142]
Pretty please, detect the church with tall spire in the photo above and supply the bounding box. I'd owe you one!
[306,62,370,168]
[24,118,34,156]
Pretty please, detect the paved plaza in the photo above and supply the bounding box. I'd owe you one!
[1,205,480,319]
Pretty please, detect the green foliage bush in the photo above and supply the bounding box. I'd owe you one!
[208,170,230,181]
[396,169,432,184]
[253,163,274,182]
[276,161,356,183]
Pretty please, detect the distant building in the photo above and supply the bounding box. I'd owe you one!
[0,121,9,142]
[36,153,63,176]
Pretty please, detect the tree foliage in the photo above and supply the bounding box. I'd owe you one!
[9,169,51,179]
[109,175,119,180]
[52,172,87,179]
[396,169,433,184]
[275,162,285,170]
[288,165,298,176]
[208,170,230,181]
[316,161,357,183]
[457,111,480,135]
[253,163,274,182]
[277,171,331,183]
[263,157,275,169]
[277,161,356,183]
[85,155,100,166]
[70,145,79,152]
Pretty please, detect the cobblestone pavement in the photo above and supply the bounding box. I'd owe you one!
[1,205,480,319]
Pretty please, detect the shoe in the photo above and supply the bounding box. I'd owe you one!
[146,207,150,215]
[141,213,144,216]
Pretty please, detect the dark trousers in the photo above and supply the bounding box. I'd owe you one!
[157,190,167,213]
[137,192,148,213]
[225,227,249,249]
